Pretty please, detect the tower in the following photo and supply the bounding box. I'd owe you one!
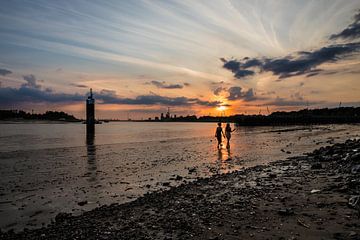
[166,107,170,119]
[86,88,95,125]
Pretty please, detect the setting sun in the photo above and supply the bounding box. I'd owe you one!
[217,105,227,112]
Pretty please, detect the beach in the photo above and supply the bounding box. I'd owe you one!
[1,136,359,239]
[1,122,360,232]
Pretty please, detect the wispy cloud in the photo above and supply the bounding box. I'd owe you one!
[262,97,323,107]
[146,80,183,89]
[70,83,88,88]
[222,9,360,80]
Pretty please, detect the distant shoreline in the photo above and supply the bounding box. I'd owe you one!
[0,119,82,124]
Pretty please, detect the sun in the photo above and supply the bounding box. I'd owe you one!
[217,105,227,111]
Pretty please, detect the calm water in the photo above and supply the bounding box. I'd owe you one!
[0,122,359,231]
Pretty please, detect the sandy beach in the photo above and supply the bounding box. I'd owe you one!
[1,138,359,239]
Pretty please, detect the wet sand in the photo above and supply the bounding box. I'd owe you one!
[2,138,359,239]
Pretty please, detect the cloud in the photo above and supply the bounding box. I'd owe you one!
[227,86,257,101]
[0,68,12,76]
[330,10,360,41]
[290,92,304,101]
[146,80,184,89]
[223,60,240,73]
[70,83,88,88]
[0,86,84,105]
[221,11,360,80]
[22,74,41,89]
[212,84,258,102]
[234,69,255,78]
[263,97,322,107]
[95,90,221,107]
[222,42,360,79]
[0,73,83,105]
[0,82,221,107]
[213,86,226,96]
[223,60,255,78]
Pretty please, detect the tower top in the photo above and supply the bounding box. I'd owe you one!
[90,88,93,98]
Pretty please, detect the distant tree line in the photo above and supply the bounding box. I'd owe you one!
[147,107,360,125]
[0,110,79,121]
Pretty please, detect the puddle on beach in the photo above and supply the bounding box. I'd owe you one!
[0,122,359,231]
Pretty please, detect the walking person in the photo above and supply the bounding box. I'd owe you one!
[215,122,225,149]
[225,123,236,149]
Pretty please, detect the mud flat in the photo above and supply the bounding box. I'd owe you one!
[1,139,360,240]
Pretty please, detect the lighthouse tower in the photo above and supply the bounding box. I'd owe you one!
[86,88,95,126]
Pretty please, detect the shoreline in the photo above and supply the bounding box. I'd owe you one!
[1,139,359,239]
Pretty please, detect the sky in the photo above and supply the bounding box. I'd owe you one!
[0,0,360,119]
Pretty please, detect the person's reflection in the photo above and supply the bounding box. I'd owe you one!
[86,126,97,182]
[226,147,231,160]
[217,147,232,174]
[217,147,231,161]
[217,148,223,161]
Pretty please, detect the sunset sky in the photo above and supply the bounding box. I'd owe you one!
[0,0,360,119]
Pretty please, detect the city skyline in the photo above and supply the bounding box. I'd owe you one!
[1,0,360,119]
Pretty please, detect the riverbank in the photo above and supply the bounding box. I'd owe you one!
[2,138,359,239]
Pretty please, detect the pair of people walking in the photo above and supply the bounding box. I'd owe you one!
[215,122,236,149]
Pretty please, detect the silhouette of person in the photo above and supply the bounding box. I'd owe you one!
[225,123,236,149]
[215,122,225,149]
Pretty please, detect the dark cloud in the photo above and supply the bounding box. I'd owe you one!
[223,60,255,78]
[70,83,88,88]
[183,82,190,87]
[0,84,222,107]
[147,80,183,89]
[222,42,360,80]
[330,10,360,40]
[0,68,12,76]
[223,60,240,73]
[227,86,257,101]
[213,87,226,96]
[0,86,83,105]
[95,90,221,107]
[234,69,255,78]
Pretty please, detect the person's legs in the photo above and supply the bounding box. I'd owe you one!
[217,137,222,149]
